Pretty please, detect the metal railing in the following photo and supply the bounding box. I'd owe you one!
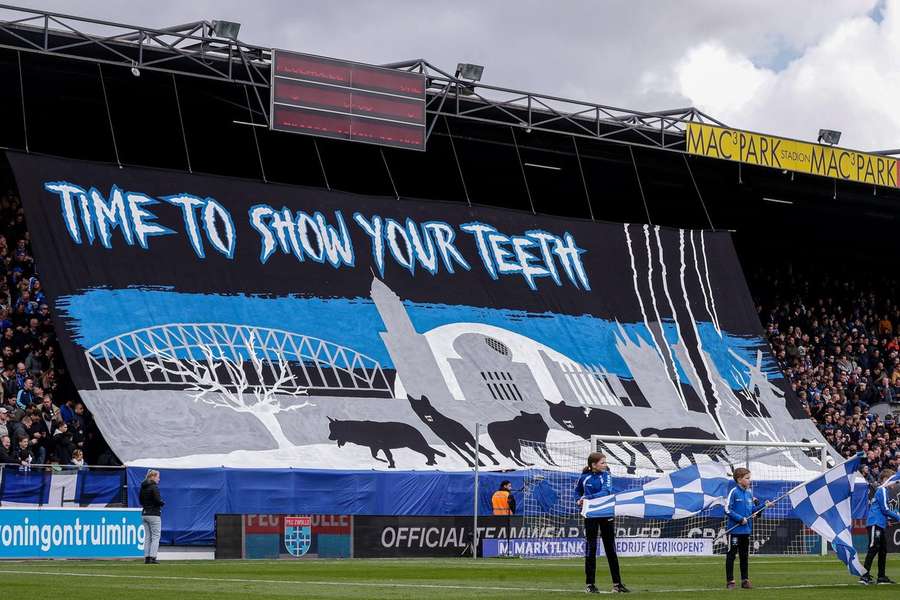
[0,3,270,87]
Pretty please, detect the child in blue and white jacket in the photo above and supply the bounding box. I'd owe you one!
[575,452,628,594]
[723,467,770,589]
[860,469,900,585]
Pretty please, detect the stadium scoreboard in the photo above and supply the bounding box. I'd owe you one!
[270,50,427,150]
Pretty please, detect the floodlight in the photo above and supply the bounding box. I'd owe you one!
[130,62,140,77]
[817,129,841,146]
[456,63,484,81]
[211,20,242,40]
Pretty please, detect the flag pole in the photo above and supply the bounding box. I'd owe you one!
[819,445,828,556]
[472,422,480,560]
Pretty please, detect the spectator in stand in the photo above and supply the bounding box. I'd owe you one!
[71,448,84,468]
[39,395,57,434]
[21,412,46,465]
[0,363,14,399]
[15,376,34,409]
[14,362,28,389]
[875,377,895,405]
[24,346,43,378]
[14,289,36,316]
[4,394,22,422]
[14,435,32,471]
[51,422,74,465]
[7,409,24,440]
[0,434,15,464]
[29,279,45,306]
[69,403,87,452]
[58,396,75,424]
[40,367,56,397]
[35,303,50,325]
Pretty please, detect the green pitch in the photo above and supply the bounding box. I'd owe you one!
[0,555,895,599]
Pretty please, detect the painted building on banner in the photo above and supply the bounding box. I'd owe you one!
[372,276,454,404]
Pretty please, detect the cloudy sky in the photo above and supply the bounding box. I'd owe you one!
[4,0,898,150]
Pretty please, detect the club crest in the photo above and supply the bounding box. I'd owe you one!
[284,516,312,557]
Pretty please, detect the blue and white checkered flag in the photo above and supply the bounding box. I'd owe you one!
[582,463,731,519]
[788,453,863,576]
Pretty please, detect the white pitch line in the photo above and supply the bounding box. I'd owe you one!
[0,556,854,569]
[0,568,866,596]
[655,583,857,594]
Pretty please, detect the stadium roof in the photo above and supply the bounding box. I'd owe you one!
[0,3,727,152]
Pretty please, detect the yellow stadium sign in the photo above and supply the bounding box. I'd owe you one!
[686,123,899,188]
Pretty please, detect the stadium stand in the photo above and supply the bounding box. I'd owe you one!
[752,268,900,483]
[0,182,114,468]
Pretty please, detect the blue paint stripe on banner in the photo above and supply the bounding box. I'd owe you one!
[58,287,779,389]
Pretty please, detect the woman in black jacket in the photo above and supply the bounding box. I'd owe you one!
[139,470,164,564]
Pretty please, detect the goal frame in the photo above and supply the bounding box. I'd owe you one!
[591,434,829,556]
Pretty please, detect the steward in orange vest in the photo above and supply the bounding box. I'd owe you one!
[492,480,516,515]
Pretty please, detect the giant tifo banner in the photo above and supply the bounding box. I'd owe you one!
[9,153,828,470]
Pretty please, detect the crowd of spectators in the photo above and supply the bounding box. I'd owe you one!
[0,184,112,470]
[753,269,900,484]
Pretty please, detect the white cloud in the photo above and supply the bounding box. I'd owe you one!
[675,43,776,117]
[660,2,900,149]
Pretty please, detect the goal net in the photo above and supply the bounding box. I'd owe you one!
[519,435,827,558]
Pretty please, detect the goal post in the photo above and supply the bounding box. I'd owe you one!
[518,435,829,558]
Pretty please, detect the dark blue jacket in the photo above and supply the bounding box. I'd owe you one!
[575,470,613,501]
[724,485,756,535]
[866,485,900,529]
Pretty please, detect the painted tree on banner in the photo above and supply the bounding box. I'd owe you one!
[143,333,312,449]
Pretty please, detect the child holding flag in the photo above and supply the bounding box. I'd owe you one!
[859,469,900,585]
[723,468,771,589]
[576,452,629,594]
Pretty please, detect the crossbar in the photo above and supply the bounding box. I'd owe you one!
[593,434,825,449]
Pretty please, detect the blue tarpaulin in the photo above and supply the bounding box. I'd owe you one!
[0,468,126,506]
[125,467,524,545]
[0,470,50,504]
[75,469,126,505]
[0,467,874,546]
[122,467,876,546]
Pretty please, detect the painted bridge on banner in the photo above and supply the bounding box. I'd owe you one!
[84,323,393,397]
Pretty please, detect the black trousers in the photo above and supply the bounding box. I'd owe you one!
[863,526,887,578]
[725,534,750,582]
[585,517,621,585]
